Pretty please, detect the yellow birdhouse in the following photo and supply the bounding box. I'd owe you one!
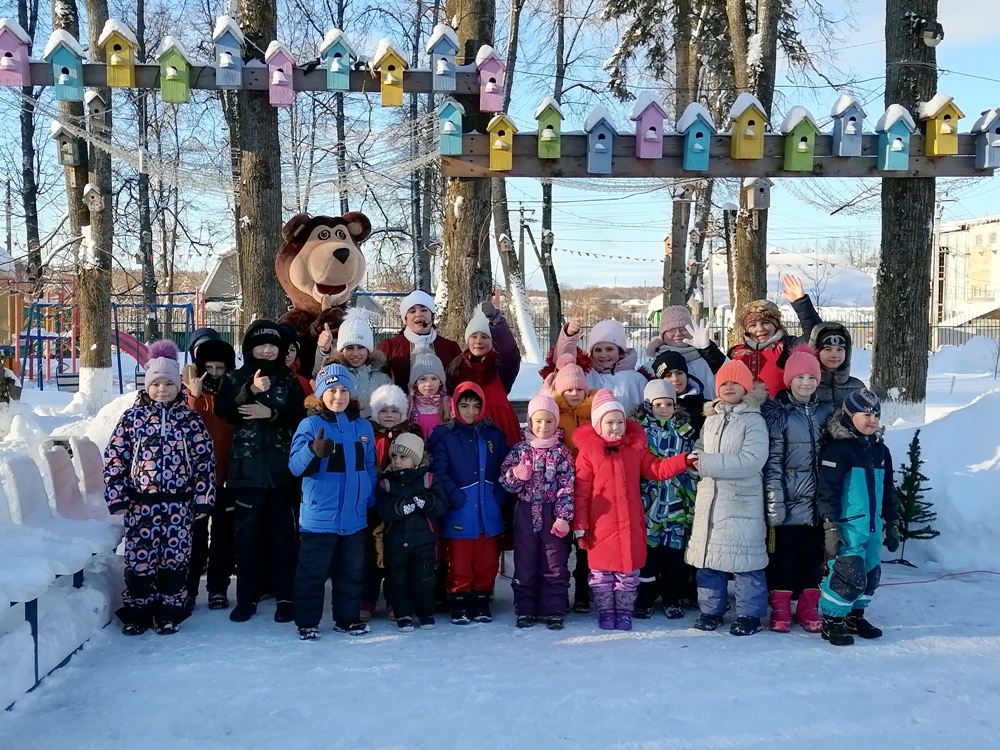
[487,114,517,172]
[918,93,965,157]
[728,92,768,160]
[98,20,137,88]
[371,38,408,108]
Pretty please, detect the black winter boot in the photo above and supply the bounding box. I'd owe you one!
[821,615,855,646]
[846,609,883,639]
[472,592,492,623]
[692,613,724,631]
[450,593,471,625]
[729,616,762,636]
[228,602,257,623]
[273,601,294,623]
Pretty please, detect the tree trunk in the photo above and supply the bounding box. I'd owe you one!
[135,0,159,341]
[51,0,87,249]
[438,0,495,341]
[665,0,694,307]
[872,0,938,422]
[686,179,714,311]
[18,0,41,278]
[667,199,690,305]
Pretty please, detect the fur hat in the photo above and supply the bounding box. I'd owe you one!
[528,392,559,420]
[587,319,627,353]
[783,344,822,387]
[370,383,408,417]
[464,303,492,343]
[409,351,447,390]
[660,305,693,335]
[187,327,221,359]
[399,290,436,323]
[390,432,425,464]
[145,339,182,390]
[715,359,754,394]
[644,379,677,405]
[194,339,236,373]
[590,388,625,429]
[740,299,782,333]
[652,349,688,378]
[843,388,881,418]
[552,353,588,393]
[315,363,354,399]
[336,308,374,352]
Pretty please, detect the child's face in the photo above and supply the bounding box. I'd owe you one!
[530,411,557,439]
[851,412,880,435]
[416,374,442,396]
[662,325,688,346]
[718,381,747,405]
[204,361,228,379]
[789,374,818,400]
[342,344,368,368]
[467,332,493,357]
[650,397,675,420]
[561,387,585,408]
[456,397,481,424]
[148,379,179,403]
[390,452,417,470]
[252,343,278,361]
[377,407,401,428]
[599,411,626,440]
[819,346,846,370]
[284,344,298,367]
[323,385,351,412]
[591,343,621,369]
[746,319,777,343]
[663,369,688,394]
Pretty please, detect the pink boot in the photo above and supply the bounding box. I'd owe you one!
[769,591,792,633]
[795,589,823,633]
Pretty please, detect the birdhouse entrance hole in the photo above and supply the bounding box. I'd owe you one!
[644,127,658,141]
[891,138,904,152]
[113,44,122,51]
[3,52,11,58]
[61,66,69,75]
[797,136,809,152]
[498,129,505,137]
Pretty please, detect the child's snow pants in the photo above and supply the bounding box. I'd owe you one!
[294,529,365,628]
[512,502,570,617]
[589,569,639,614]
[819,512,883,617]
[696,568,767,618]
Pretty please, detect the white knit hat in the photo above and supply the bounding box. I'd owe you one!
[369,384,408,417]
[587,319,627,353]
[336,308,374,352]
[644,379,677,404]
[399,290,436,323]
[464,303,492,343]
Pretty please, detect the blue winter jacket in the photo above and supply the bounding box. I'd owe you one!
[428,418,510,539]
[289,406,377,535]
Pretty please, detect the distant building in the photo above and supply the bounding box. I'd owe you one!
[932,215,1000,343]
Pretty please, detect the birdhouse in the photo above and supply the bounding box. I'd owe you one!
[728,92,767,160]
[918,93,964,157]
[830,94,866,157]
[319,29,355,92]
[426,24,459,93]
[50,121,79,166]
[487,114,517,172]
[371,38,407,108]
[742,177,773,210]
[264,41,295,107]
[155,36,192,103]
[437,98,464,156]
[42,30,86,101]
[212,15,244,89]
[875,105,917,171]
[676,102,716,172]
[584,106,617,174]
[779,106,821,172]
[629,92,667,160]
[83,183,104,212]
[971,108,1000,170]
[97,20,137,88]
[84,90,108,133]
[0,19,31,87]
[476,45,505,113]
[534,97,563,159]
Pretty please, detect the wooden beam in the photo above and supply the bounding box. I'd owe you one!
[26,61,479,94]
[442,134,995,178]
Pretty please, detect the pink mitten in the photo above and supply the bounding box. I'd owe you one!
[512,460,532,482]
[551,518,570,538]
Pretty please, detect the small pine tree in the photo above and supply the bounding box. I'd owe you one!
[893,430,939,565]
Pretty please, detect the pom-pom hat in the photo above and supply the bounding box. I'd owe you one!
[590,388,625,429]
[145,339,182,390]
[337,308,375,352]
[552,353,588,393]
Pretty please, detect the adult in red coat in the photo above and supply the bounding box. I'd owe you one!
[377,290,462,390]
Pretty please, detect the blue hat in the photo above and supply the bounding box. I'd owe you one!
[843,388,881,418]
[316,363,354,399]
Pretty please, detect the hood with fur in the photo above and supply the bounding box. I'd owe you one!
[322,348,388,372]
[703,381,769,417]
[826,404,885,442]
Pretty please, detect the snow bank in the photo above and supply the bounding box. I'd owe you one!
[510,361,543,401]
[56,391,135,451]
[928,336,1000,376]
[0,622,35,710]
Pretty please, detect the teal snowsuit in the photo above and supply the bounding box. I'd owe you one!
[817,415,898,618]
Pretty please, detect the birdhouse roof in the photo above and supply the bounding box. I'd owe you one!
[779,105,820,135]
[971,108,1000,134]
[437,98,465,116]
[84,90,106,106]
[43,29,86,60]
[371,38,407,68]
[212,15,244,45]
[875,104,916,133]
[475,45,501,67]
[584,106,617,134]
[49,120,69,137]
[676,102,716,133]
[0,18,31,44]
[534,96,563,120]
[487,114,517,133]
[426,24,460,54]
[82,182,100,197]
[917,93,964,121]
[97,19,138,48]
[830,93,866,119]
[264,41,293,63]
[319,29,355,57]
[155,35,191,63]
[629,91,667,121]
[729,92,766,121]
[742,177,773,188]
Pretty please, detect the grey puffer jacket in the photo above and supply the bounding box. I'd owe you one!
[685,383,770,573]
[761,391,835,527]
[317,350,393,418]
[808,322,866,406]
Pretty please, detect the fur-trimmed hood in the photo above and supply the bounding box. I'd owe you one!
[702,381,768,417]
[372,419,423,440]
[826,406,885,442]
[572,419,647,454]
[322,348,388,373]
[628,402,691,426]
[304,393,362,417]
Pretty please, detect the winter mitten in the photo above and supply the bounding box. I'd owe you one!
[682,319,712,350]
[551,518,570,538]
[822,520,842,557]
[414,496,426,509]
[402,503,416,516]
[512,459,532,482]
[310,428,335,458]
[884,521,901,553]
[684,453,699,470]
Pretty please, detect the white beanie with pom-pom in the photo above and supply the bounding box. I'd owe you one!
[337,308,374,352]
[464,303,493,343]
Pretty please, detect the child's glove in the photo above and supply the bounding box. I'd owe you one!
[822,520,842,557]
[310,428,335,458]
[884,521,901,553]
[684,453,699,470]
[414,496,426,509]
[551,518,570,538]
[682,319,712,350]
[512,458,532,482]
[402,502,416,515]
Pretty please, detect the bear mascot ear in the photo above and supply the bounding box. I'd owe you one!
[282,212,313,243]
[343,211,372,244]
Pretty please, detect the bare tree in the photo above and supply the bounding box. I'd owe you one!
[17,0,42,277]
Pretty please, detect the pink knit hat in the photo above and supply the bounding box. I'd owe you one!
[528,392,559,420]
[590,389,624,429]
[660,305,693,335]
[552,353,588,393]
[783,344,822,387]
[715,359,754,394]
[145,339,182,390]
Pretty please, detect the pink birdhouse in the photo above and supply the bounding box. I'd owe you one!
[476,45,505,113]
[629,92,668,159]
[264,41,295,107]
[0,19,32,88]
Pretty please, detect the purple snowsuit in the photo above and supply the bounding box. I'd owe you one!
[500,432,575,617]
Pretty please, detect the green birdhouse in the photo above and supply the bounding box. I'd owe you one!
[779,105,821,172]
[534,96,563,159]
[155,36,192,103]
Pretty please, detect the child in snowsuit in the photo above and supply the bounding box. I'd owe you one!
[500,392,575,630]
[632,380,697,620]
[289,364,377,640]
[429,382,510,625]
[376,433,448,631]
[573,390,692,631]
[105,340,216,635]
[762,346,835,633]
[817,389,900,647]
[183,337,237,611]
[808,322,866,407]
[557,317,648,412]
[409,351,451,439]
[686,359,770,636]
[652,350,708,439]
[644,306,726,399]
[318,308,393,418]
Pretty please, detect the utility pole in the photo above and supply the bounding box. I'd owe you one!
[4,181,10,258]
[518,203,526,272]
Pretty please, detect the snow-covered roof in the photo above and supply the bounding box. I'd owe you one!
[917,93,958,120]
[729,92,765,120]
[779,105,820,134]
[742,176,773,188]
[831,93,865,119]
[437,97,465,115]
[971,108,1000,134]
[534,96,563,119]
[84,90,106,105]
[212,15,244,45]
[371,38,407,67]
[676,102,715,133]
[0,18,31,44]
[319,29,355,57]
[82,182,100,196]
[629,91,667,121]
[49,120,68,137]
[264,41,293,63]
[584,105,617,133]
[155,35,191,63]
[487,114,517,132]
[426,24,459,54]
[475,44,501,67]
[875,104,916,133]
[97,19,138,48]
[43,29,86,60]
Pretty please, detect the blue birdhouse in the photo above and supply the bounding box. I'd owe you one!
[319,28,355,92]
[437,98,464,156]
[830,94,866,158]
[676,102,716,171]
[972,108,1000,170]
[42,29,86,101]
[426,23,459,93]
[875,105,917,172]
[584,106,617,175]
[212,16,244,89]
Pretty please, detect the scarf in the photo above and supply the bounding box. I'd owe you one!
[656,343,700,362]
[404,327,437,350]
[459,349,499,386]
[741,329,785,351]
[525,432,559,450]
[410,392,444,418]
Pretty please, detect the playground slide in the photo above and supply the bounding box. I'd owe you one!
[112,330,150,367]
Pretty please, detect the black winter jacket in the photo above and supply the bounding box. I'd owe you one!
[676,387,708,440]
[376,464,448,549]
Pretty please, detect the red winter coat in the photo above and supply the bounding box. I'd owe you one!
[377,333,462,391]
[572,421,690,573]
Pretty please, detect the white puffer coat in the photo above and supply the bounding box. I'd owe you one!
[685,383,770,573]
